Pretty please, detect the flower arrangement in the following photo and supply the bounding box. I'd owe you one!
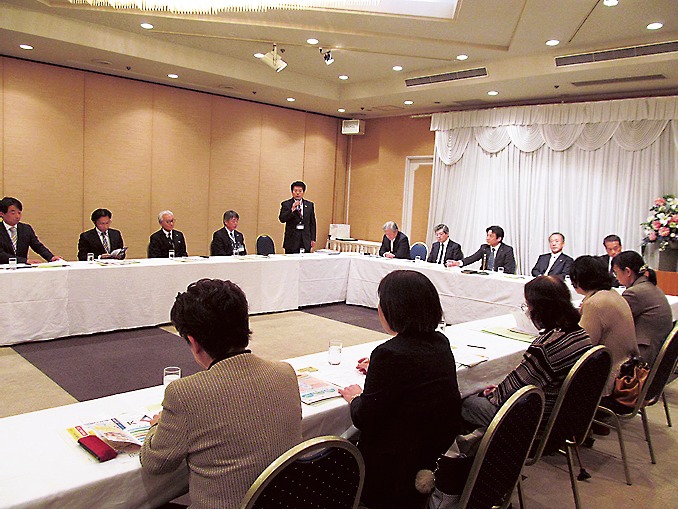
[642,195,678,251]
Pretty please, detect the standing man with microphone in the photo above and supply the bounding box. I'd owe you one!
[279,181,316,254]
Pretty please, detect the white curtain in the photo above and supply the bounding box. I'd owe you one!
[429,96,678,276]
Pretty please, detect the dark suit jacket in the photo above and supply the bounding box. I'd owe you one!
[0,222,54,264]
[427,240,463,264]
[378,231,411,259]
[597,255,621,287]
[210,228,246,256]
[77,228,125,260]
[148,229,187,258]
[531,252,573,278]
[462,243,516,274]
[350,331,461,509]
[278,198,316,253]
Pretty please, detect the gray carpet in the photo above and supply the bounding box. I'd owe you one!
[301,303,382,332]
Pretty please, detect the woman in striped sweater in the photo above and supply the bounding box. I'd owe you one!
[461,276,592,437]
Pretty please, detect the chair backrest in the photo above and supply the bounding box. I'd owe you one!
[410,242,428,260]
[533,346,612,460]
[256,235,275,256]
[644,322,678,405]
[240,435,364,509]
[457,385,544,509]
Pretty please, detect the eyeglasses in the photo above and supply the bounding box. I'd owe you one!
[520,303,528,313]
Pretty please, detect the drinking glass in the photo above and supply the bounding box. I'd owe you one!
[163,366,181,386]
[328,340,342,365]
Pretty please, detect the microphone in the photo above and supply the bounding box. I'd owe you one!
[482,253,487,271]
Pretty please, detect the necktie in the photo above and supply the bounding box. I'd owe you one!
[9,226,17,254]
[437,242,445,264]
[229,230,236,245]
[167,232,174,248]
[488,247,496,270]
[101,232,110,254]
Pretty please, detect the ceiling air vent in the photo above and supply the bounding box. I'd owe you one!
[572,75,666,87]
[406,67,488,87]
[556,41,678,67]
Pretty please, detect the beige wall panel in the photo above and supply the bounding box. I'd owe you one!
[151,85,212,257]
[4,59,84,260]
[258,105,307,251]
[333,133,349,225]
[83,74,153,260]
[0,58,4,198]
[302,114,340,248]
[348,116,433,242]
[209,97,263,254]
[411,164,433,244]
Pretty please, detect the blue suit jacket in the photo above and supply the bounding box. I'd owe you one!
[531,252,573,278]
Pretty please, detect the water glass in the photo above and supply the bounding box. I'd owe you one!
[168,249,175,259]
[415,256,421,263]
[87,253,94,263]
[328,340,342,365]
[8,257,17,267]
[497,267,505,274]
[163,366,181,386]
[299,248,305,254]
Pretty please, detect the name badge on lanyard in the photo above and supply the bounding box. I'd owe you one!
[296,224,305,230]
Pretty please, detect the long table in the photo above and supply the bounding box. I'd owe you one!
[2,253,677,346]
[0,314,528,509]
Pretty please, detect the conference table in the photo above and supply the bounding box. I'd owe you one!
[2,253,677,347]
[0,314,530,509]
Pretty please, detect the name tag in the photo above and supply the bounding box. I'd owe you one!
[296,224,305,230]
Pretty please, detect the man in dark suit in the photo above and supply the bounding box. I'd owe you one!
[278,181,316,254]
[77,208,126,260]
[378,221,411,259]
[148,210,188,258]
[596,234,622,287]
[427,223,463,265]
[0,196,59,264]
[449,225,516,274]
[211,210,246,256]
[531,232,573,278]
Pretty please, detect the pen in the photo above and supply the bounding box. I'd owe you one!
[467,344,486,349]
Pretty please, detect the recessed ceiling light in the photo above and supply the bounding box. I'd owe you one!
[392,65,403,71]
[488,90,499,96]
[546,39,560,46]
[647,22,663,30]
[287,97,296,102]
[603,0,618,6]
[19,44,33,50]
[338,108,346,113]
[167,73,179,79]
[456,54,468,61]
[254,53,265,59]
[140,23,154,30]
[307,38,319,45]
[339,75,349,80]
[404,100,413,105]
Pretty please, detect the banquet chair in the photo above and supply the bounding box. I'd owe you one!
[517,346,612,509]
[457,385,544,509]
[594,322,678,485]
[660,321,678,427]
[410,242,428,261]
[240,435,364,509]
[255,235,275,256]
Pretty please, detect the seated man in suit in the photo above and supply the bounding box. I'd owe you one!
[379,221,410,259]
[77,208,126,260]
[448,225,516,274]
[0,196,60,264]
[211,210,246,256]
[531,232,573,278]
[598,234,622,287]
[148,210,188,258]
[427,223,463,265]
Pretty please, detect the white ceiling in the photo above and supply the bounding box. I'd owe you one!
[0,0,677,118]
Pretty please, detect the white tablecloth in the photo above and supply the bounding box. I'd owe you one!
[0,314,528,509]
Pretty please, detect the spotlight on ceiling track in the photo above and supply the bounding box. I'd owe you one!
[320,48,334,65]
[261,44,287,72]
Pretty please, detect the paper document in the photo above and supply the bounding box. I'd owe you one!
[481,326,536,343]
[297,373,342,405]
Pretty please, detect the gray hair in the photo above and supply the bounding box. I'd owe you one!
[434,224,449,234]
[158,210,174,223]
[223,210,240,222]
[382,221,398,232]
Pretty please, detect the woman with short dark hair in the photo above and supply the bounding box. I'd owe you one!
[339,270,462,509]
[570,255,638,394]
[461,276,592,437]
[612,251,673,366]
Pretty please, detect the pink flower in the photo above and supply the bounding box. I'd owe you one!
[648,232,657,241]
[672,214,678,223]
[652,220,662,230]
[658,226,670,237]
[655,197,666,206]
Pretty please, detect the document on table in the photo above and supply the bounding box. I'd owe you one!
[297,373,342,404]
[452,348,489,368]
[480,326,536,343]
